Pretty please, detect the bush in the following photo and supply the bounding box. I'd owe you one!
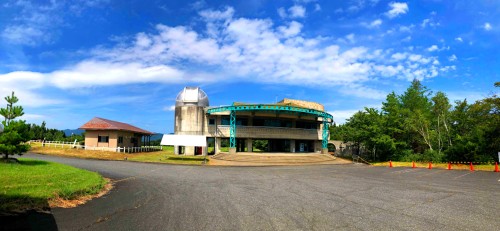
[421,150,444,162]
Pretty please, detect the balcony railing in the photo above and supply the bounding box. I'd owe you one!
[207,125,321,140]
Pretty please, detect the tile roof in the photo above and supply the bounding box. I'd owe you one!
[79,117,154,135]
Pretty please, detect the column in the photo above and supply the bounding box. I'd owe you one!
[229,110,236,154]
[246,138,253,152]
[322,119,329,154]
[215,137,221,154]
[290,140,296,153]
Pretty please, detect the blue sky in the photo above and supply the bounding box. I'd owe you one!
[0,0,498,133]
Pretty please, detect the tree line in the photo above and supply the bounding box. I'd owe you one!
[27,121,84,142]
[330,80,499,163]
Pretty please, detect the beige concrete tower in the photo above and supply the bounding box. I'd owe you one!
[174,87,209,155]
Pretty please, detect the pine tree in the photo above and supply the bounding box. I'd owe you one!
[0,92,30,160]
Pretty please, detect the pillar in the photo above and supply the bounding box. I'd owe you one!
[246,138,253,152]
[290,140,296,153]
[215,137,221,154]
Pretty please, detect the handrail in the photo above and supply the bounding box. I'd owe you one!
[207,104,333,120]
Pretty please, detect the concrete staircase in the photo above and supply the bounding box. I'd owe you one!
[211,153,339,164]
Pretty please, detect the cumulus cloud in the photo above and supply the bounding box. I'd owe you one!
[163,105,176,111]
[455,37,463,42]
[449,54,457,62]
[0,6,451,101]
[277,7,287,18]
[386,2,409,18]
[363,19,382,28]
[483,22,492,31]
[278,21,303,37]
[314,4,321,11]
[427,45,438,52]
[289,5,306,18]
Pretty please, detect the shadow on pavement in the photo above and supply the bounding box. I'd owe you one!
[0,195,58,231]
[0,210,58,231]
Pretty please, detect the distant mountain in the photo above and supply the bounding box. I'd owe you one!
[62,129,85,136]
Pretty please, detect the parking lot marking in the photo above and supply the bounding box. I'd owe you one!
[454,172,474,179]
[390,169,418,174]
[416,170,442,178]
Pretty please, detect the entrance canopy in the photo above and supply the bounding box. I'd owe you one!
[160,134,207,147]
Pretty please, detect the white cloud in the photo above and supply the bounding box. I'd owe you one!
[386,2,408,18]
[289,5,306,18]
[401,36,411,42]
[1,1,104,46]
[329,109,360,124]
[0,7,449,101]
[20,114,45,120]
[314,4,321,11]
[199,6,234,21]
[163,105,176,111]
[363,19,382,28]
[391,52,407,61]
[277,7,287,18]
[49,61,185,89]
[427,45,438,52]
[449,54,457,62]
[421,18,440,28]
[399,24,414,32]
[455,37,463,42]
[278,21,303,37]
[483,22,492,31]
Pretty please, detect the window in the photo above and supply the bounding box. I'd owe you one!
[253,118,292,128]
[221,116,230,125]
[209,118,215,125]
[98,136,109,143]
[118,136,123,144]
[220,116,248,126]
[296,121,318,129]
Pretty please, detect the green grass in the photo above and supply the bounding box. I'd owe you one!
[128,146,208,165]
[372,161,497,171]
[0,158,106,212]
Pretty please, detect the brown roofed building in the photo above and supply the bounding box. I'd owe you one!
[80,117,154,151]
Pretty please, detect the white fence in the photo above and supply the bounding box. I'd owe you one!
[29,140,162,153]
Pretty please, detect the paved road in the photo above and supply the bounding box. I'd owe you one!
[6,153,500,230]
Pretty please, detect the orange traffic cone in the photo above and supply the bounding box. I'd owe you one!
[428,162,432,169]
[389,160,393,168]
[412,161,416,168]
[448,162,452,170]
[495,162,499,172]
[470,162,474,172]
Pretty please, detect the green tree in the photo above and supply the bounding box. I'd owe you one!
[0,92,24,125]
[400,80,434,152]
[431,92,452,153]
[0,92,31,160]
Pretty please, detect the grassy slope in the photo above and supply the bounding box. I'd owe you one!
[0,158,106,212]
[372,161,497,171]
[30,144,208,165]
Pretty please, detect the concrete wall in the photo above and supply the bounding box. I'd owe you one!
[84,130,143,149]
[174,105,207,155]
[175,106,205,135]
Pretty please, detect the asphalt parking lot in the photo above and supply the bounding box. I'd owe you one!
[3,153,500,230]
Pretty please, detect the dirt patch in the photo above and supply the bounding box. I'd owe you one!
[48,178,113,209]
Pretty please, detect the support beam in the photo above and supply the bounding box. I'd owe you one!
[322,119,329,154]
[229,110,236,154]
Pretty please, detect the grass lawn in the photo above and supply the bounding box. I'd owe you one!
[372,161,497,171]
[0,158,106,212]
[30,144,208,165]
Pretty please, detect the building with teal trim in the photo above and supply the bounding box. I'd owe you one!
[169,87,333,155]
